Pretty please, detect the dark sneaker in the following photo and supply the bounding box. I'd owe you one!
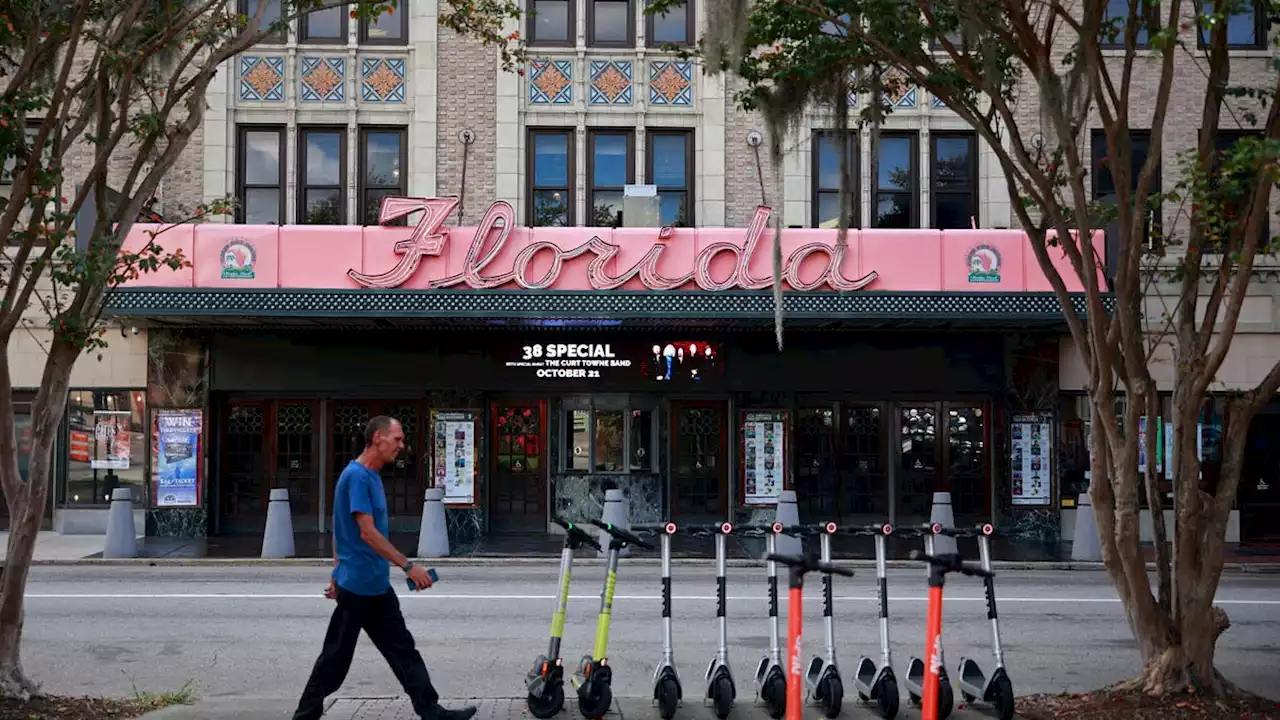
[432,706,478,720]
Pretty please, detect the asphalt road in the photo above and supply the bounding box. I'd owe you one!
[17,565,1280,702]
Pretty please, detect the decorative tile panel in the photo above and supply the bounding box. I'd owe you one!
[932,93,946,109]
[882,69,916,109]
[361,57,406,103]
[529,59,573,105]
[649,60,693,105]
[239,56,285,102]
[300,57,345,102]
[589,60,632,105]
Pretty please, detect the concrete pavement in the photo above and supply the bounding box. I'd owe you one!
[17,564,1280,713]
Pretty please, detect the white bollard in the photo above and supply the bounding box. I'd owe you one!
[929,491,958,556]
[417,488,451,558]
[261,488,295,559]
[598,488,631,558]
[1071,493,1101,562]
[774,490,802,557]
[102,487,138,559]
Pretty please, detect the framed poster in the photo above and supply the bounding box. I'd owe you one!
[151,408,203,508]
[741,410,787,506]
[91,410,133,470]
[431,409,479,507]
[1010,412,1053,506]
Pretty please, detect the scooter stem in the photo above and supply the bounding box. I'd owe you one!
[593,545,620,660]
[786,583,804,720]
[921,581,945,720]
[766,533,781,663]
[715,531,729,665]
[661,531,674,666]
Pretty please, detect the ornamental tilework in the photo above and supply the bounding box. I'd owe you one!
[529,59,573,105]
[361,57,406,103]
[300,57,345,102]
[649,60,692,105]
[932,93,946,109]
[882,69,916,109]
[589,61,632,105]
[239,56,285,102]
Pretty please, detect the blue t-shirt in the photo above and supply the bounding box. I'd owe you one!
[332,460,391,596]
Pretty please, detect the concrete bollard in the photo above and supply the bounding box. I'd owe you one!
[929,491,958,556]
[102,487,138,559]
[261,488,296,559]
[599,488,631,558]
[417,488,451,558]
[774,490,802,557]
[1071,493,1101,562]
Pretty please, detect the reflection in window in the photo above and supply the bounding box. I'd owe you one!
[561,401,656,474]
[595,410,625,471]
[302,4,345,41]
[649,0,691,44]
[300,128,345,224]
[874,133,916,228]
[630,409,653,471]
[591,0,632,45]
[530,0,572,43]
[590,131,632,227]
[530,130,573,226]
[567,410,590,471]
[1199,0,1262,47]
[65,390,147,507]
[812,131,858,228]
[931,133,977,229]
[1102,0,1158,47]
[647,131,692,226]
[237,126,284,224]
[360,127,406,225]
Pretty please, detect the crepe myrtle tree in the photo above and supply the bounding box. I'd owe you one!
[663,0,1280,697]
[0,0,523,699]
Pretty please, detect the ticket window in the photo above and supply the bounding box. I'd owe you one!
[560,395,658,475]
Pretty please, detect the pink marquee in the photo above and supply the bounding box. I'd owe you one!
[119,198,1106,294]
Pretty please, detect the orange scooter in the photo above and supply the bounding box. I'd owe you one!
[765,547,854,720]
[907,523,998,720]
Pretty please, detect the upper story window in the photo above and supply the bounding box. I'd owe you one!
[873,132,917,228]
[589,130,635,227]
[529,129,574,226]
[1101,0,1159,48]
[1091,128,1162,251]
[240,0,285,43]
[529,0,574,45]
[647,130,693,226]
[648,0,693,45]
[359,127,407,225]
[1205,129,1270,248]
[236,125,285,224]
[301,4,347,43]
[589,0,634,46]
[1198,0,1265,48]
[930,132,978,229]
[360,5,408,45]
[811,131,859,229]
[299,127,347,224]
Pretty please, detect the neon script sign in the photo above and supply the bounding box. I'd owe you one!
[347,197,880,292]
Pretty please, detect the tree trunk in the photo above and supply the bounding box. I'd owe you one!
[0,338,78,699]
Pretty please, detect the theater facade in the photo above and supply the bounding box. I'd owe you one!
[103,196,1111,550]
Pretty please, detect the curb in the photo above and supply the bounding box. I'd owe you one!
[30,556,1280,573]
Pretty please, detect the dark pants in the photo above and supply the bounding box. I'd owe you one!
[294,587,440,720]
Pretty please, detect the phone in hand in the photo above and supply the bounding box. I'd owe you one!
[406,568,439,592]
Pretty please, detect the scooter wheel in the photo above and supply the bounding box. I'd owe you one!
[712,675,734,719]
[936,679,954,720]
[990,674,1015,720]
[763,675,786,719]
[528,685,565,719]
[578,683,613,720]
[657,677,679,720]
[820,675,843,718]
[875,677,899,720]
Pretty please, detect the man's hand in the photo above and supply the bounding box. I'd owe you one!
[406,564,433,590]
[324,577,337,600]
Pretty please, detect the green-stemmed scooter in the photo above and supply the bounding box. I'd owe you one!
[572,519,654,719]
[527,517,603,718]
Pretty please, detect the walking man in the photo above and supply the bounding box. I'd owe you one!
[294,416,476,720]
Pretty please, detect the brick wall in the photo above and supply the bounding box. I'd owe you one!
[723,77,782,227]
[436,31,498,227]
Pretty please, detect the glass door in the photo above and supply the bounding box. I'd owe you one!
[945,403,989,523]
[274,401,319,532]
[841,404,888,522]
[489,401,547,532]
[670,401,728,523]
[329,401,424,532]
[896,404,939,525]
[221,402,269,530]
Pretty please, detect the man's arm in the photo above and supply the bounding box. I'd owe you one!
[355,512,410,569]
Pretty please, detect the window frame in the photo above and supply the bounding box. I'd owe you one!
[358,3,409,45]
[645,128,695,227]
[588,0,636,47]
[357,126,408,227]
[929,131,979,230]
[297,126,348,225]
[646,0,694,46]
[238,0,286,43]
[587,129,636,228]
[299,2,349,44]
[559,395,659,475]
[61,388,149,509]
[810,130,860,229]
[872,131,919,228]
[1091,128,1162,251]
[235,124,286,225]
[1100,0,1160,49]
[527,128,576,227]
[1196,0,1266,49]
[528,0,576,46]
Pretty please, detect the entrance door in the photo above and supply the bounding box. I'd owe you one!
[489,402,547,532]
[896,404,939,523]
[329,402,425,531]
[945,403,989,522]
[671,402,728,523]
[841,404,888,521]
[275,401,319,532]
[895,402,990,525]
[221,400,321,532]
[1241,415,1280,543]
[795,407,839,520]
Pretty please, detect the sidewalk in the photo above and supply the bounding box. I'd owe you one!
[0,530,142,562]
[138,696,1025,720]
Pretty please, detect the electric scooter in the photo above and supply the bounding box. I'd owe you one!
[651,521,682,720]
[753,523,789,719]
[954,524,1015,720]
[802,521,844,718]
[703,521,737,719]
[903,524,955,720]
[573,519,655,720]
[527,517,603,718]
[850,522,899,719]
[765,550,855,720]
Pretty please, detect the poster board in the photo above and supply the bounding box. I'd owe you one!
[151,408,203,508]
[431,409,479,507]
[91,410,133,470]
[1010,412,1053,506]
[741,410,787,506]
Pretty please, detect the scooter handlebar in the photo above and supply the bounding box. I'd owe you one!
[765,553,855,577]
[589,519,656,550]
[908,549,995,578]
[551,516,603,551]
[771,523,825,537]
[921,522,997,539]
